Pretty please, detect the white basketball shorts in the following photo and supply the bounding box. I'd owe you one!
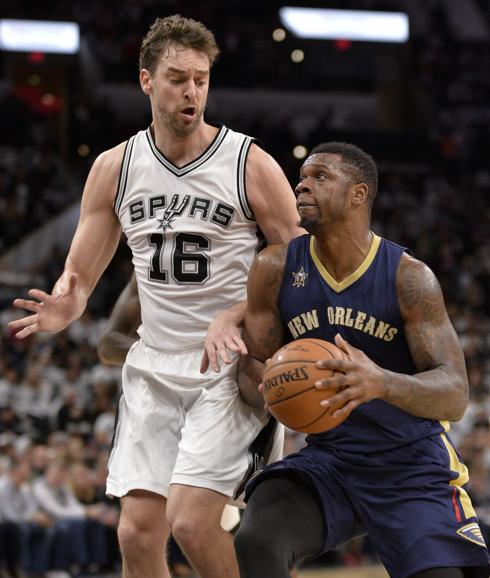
[106,340,284,500]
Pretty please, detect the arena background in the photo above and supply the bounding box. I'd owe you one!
[0,1,489,577]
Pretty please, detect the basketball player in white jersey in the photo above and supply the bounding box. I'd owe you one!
[9,14,302,578]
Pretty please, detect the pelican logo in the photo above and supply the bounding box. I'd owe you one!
[457,523,486,547]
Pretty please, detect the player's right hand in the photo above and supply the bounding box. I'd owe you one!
[9,273,83,339]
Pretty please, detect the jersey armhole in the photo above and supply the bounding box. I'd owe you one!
[236,136,255,221]
[114,135,136,218]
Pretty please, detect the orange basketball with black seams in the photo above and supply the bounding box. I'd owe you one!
[262,338,349,434]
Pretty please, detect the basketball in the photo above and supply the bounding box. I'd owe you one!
[262,338,349,434]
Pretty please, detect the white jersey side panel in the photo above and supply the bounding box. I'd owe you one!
[115,126,258,351]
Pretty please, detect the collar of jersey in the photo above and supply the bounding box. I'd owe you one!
[309,233,381,293]
[145,124,228,177]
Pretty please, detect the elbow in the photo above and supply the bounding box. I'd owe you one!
[448,406,466,423]
[448,380,469,422]
[450,400,468,423]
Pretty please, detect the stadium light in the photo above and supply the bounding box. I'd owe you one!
[279,7,409,43]
[0,19,80,54]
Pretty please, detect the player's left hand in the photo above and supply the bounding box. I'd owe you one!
[313,333,388,418]
[200,309,248,373]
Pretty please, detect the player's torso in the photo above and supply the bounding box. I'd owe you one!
[115,125,258,350]
[278,234,445,452]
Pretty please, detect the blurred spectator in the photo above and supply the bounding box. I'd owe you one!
[31,461,107,573]
[0,456,53,577]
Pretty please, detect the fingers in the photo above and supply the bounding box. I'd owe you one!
[217,346,231,368]
[12,299,43,313]
[8,314,39,331]
[217,334,248,358]
[315,358,352,372]
[204,344,221,373]
[11,319,40,340]
[202,336,246,374]
[315,373,349,390]
[228,335,248,356]
[28,289,51,302]
[334,333,360,358]
[199,351,210,374]
[331,400,358,419]
[319,386,362,417]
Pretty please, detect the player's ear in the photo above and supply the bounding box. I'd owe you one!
[140,69,153,95]
[351,183,369,206]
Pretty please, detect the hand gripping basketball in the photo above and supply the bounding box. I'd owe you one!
[262,338,350,434]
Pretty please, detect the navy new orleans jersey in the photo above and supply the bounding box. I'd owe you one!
[247,234,489,577]
[278,232,444,453]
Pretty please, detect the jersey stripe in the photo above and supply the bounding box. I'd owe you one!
[310,233,381,293]
[114,136,136,217]
[237,136,255,221]
[145,125,229,177]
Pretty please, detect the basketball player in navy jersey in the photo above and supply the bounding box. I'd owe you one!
[8,15,303,578]
[234,142,489,578]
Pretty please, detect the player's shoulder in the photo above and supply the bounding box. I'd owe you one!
[398,252,436,282]
[84,141,129,205]
[92,141,128,174]
[254,244,289,272]
[246,141,281,171]
[397,252,443,311]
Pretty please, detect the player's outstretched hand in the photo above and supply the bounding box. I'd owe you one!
[200,307,248,373]
[313,333,387,418]
[8,273,83,339]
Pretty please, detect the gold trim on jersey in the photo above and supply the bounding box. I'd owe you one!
[440,420,451,432]
[441,433,476,520]
[309,233,381,293]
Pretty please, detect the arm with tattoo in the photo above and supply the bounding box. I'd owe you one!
[382,254,468,420]
[237,245,288,406]
[315,254,468,422]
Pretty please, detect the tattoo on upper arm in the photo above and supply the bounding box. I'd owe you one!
[398,261,446,329]
[246,246,287,358]
[398,258,450,371]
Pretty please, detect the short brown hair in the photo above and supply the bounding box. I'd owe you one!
[139,14,220,73]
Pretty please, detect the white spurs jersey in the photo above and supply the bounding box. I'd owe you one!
[115,125,259,351]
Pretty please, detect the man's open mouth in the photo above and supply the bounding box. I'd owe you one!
[180,107,196,118]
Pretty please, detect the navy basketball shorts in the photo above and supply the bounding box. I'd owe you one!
[246,433,490,578]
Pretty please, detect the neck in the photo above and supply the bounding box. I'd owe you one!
[151,120,218,166]
[313,224,373,283]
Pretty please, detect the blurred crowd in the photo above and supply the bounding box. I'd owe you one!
[0,0,489,576]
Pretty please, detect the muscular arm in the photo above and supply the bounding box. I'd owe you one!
[10,143,125,338]
[318,254,469,422]
[246,144,304,244]
[58,145,125,297]
[382,254,468,420]
[238,245,288,406]
[98,275,141,366]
